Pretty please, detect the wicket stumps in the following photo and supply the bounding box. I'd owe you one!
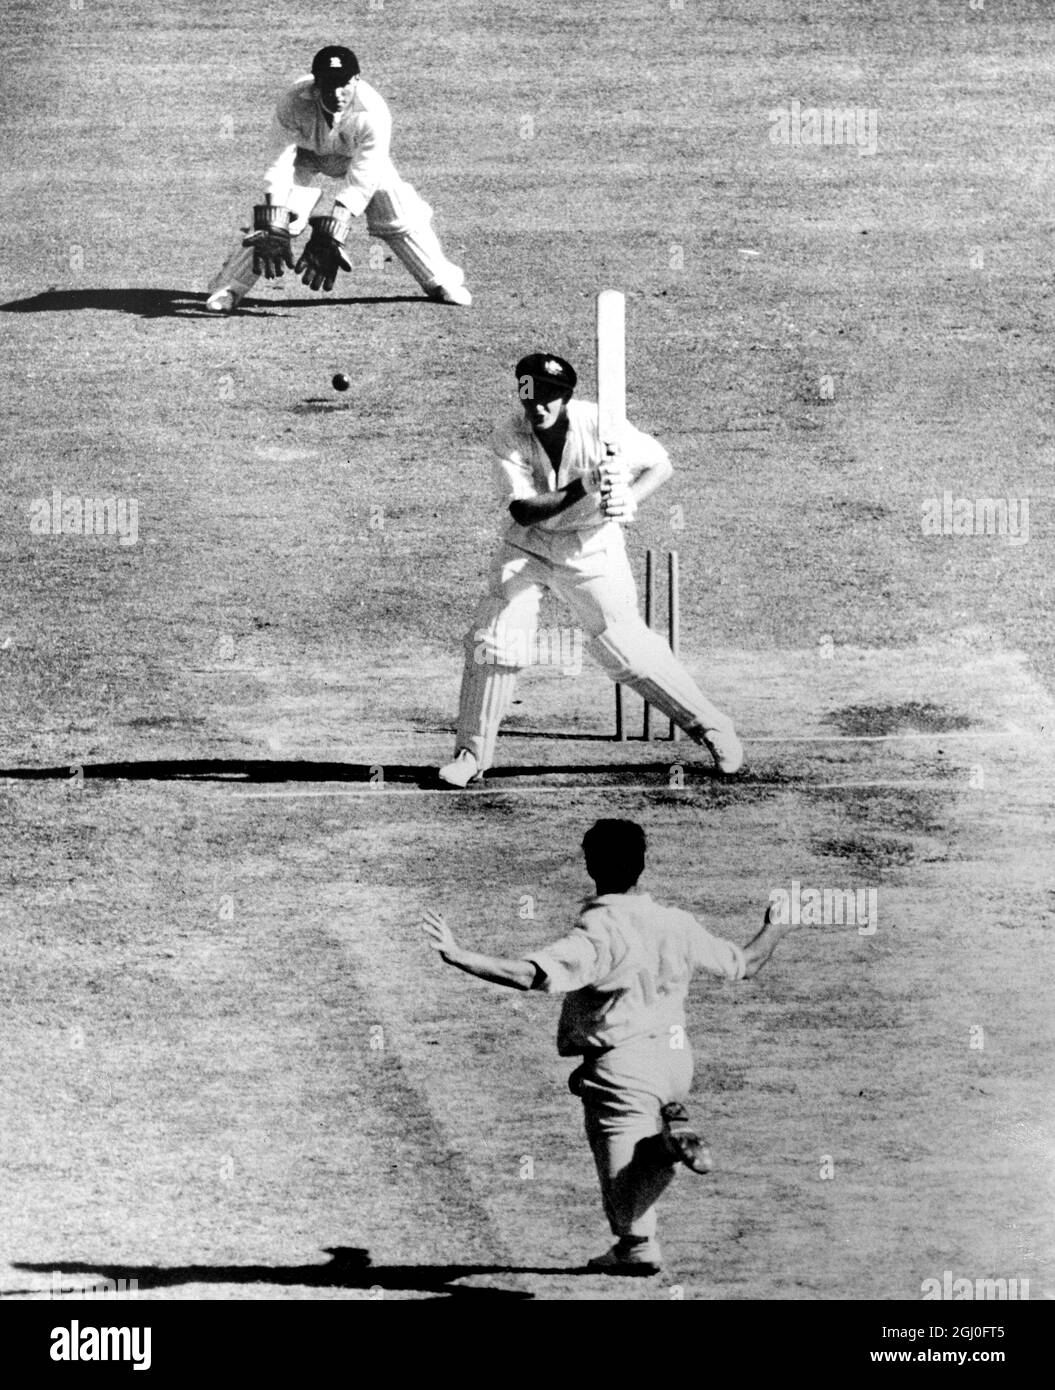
[615,548,681,742]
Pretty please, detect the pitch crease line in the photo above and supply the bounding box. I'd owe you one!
[232,779,958,800]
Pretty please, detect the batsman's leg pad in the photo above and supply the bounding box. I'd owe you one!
[466,615,539,668]
[454,652,519,773]
[590,620,735,737]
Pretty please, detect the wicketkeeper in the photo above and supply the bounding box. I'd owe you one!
[205,45,471,312]
[436,352,744,787]
[422,819,797,1275]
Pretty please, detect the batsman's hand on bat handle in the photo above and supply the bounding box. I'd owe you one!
[602,485,638,523]
[585,450,631,495]
[295,212,354,292]
[243,199,295,280]
[422,908,459,959]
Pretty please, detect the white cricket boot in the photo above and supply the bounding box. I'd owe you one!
[430,283,472,306]
[437,749,482,788]
[205,288,242,314]
[692,726,745,776]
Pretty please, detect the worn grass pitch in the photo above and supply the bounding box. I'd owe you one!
[1,0,1053,1299]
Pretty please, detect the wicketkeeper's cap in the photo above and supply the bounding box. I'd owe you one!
[312,46,360,85]
[514,352,577,392]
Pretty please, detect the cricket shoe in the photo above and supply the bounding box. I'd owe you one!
[660,1102,713,1174]
[437,749,482,788]
[204,288,241,314]
[429,283,473,306]
[587,1239,663,1277]
[692,725,745,776]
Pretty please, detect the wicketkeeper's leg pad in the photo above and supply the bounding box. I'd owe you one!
[206,237,258,300]
[366,182,465,293]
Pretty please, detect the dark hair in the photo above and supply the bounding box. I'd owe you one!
[581,819,646,889]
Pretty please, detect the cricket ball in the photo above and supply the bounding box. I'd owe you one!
[332,373,351,392]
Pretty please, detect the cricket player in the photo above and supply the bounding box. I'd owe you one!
[205,45,471,312]
[422,819,796,1275]
[437,352,743,787]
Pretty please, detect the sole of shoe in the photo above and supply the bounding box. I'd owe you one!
[429,285,473,307]
[661,1104,713,1174]
[586,1257,662,1277]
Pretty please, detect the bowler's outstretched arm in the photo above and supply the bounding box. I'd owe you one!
[422,909,540,990]
[741,903,798,978]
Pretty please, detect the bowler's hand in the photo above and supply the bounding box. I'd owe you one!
[764,900,797,933]
[422,908,459,957]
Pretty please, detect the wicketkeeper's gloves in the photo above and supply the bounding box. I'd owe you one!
[295,212,354,292]
[243,202,295,279]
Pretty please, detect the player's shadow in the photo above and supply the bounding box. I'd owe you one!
[8,1248,586,1300]
[0,287,430,318]
[0,757,685,786]
[1,288,214,319]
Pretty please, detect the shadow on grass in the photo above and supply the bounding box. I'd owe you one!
[8,1248,588,1300]
[0,757,696,786]
[0,288,432,318]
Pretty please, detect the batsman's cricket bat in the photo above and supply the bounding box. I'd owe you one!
[596,289,626,453]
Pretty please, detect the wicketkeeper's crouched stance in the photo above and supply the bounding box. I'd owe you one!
[423,819,796,1275]
[437,352,743,787]
[205,45,470,313]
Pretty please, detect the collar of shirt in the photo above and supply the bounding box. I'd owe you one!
[584,890,651,909]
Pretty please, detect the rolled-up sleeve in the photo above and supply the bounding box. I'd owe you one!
[490,423,537,504]
[492,454,536,505]
[690,923,746,981]
[526,931,603,995]
[620,421,670,476]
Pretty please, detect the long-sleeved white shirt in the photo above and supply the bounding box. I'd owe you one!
[262,75,399,217]
[490,399,669,562]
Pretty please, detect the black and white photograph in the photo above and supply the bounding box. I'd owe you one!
[1,0,1050,1346]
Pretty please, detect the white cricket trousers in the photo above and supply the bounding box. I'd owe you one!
[453,538,736,770]
[207,164,465,301]
[570,1035,695,1241]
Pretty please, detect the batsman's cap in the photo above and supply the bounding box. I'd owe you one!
[312,46,360,85]
[514,352,577,393]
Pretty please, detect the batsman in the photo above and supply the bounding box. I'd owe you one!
[204,45,471,312]
[437,295,744,788]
